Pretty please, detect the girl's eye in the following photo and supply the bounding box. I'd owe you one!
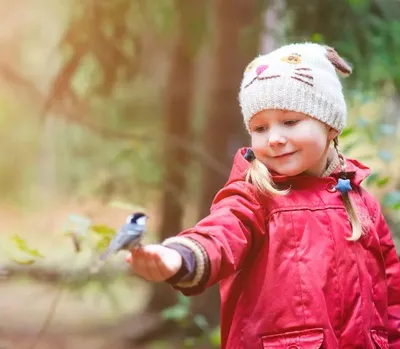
[254,125,267,133]
[283,120,299,126]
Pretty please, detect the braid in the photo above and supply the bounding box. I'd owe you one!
[333,137,363,241]
[333,137,346,172]
[246,158,289,196]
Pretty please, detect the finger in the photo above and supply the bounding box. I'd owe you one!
[129,250,147,270]
[131,257,153,281]
[128,248,157,280]
[127,248,142,266]
[144,252,166,282]
[128,245,169,281]
[125,254,132,264]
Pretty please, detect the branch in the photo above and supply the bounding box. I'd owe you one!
[41,43,87,118]
[25,284,64,349]
[0,262,133,284]
[0,58,229,176]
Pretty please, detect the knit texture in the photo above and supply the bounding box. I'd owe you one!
[239,43,351,133]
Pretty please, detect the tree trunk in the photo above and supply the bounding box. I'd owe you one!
[260,0,286,54]
[193,0,265,326]
[146,0,203,312]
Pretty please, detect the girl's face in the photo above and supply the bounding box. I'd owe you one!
[249,110,338,177]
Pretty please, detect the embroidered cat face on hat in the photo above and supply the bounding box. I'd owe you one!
[239,43,352,134]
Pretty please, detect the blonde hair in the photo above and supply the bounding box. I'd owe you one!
[245,157,290,196]
[245,139,364,241]
[333,137,364,241]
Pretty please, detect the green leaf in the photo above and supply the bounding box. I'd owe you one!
[376,176,391,188]
[95,236,112,251]
[91,225,116,236]
[340,127,354,138]
[11,234,28,249]
[11,235,45,258]
[366,172,380,186]
[342,140,359,154]
[161,304,188,321]
[383,191,400,210]
[193,314,209,332]
[348,0,365,8]
[177,293,191,307]
[24,248,45,258]
[11,258,36,265]
[311,33,323,43]
[208,326,221,347]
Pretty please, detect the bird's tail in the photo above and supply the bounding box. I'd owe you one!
[99,249,110,261]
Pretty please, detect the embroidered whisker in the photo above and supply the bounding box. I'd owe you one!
[294,72,313,80]
[259,75,281,81]
[295,67,312,71]
[291,76,313,86]
[244,75,281,88]
[244,76,258,88]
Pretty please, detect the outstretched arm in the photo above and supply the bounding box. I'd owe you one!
[126,181,266,295]
[162,181,267,295]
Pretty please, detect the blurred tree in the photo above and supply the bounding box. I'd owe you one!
[146,0,206,313]
[194,0,266,328]
[42,0,144,123]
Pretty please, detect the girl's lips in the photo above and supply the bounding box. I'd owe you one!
[273,151,296,159]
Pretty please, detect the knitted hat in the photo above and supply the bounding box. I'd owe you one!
[239,43,352,134]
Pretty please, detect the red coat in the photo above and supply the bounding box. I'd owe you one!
[176,148,400,348]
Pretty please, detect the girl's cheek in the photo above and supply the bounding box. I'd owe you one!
[251,136,267,154]
[251,134,264,147]
[251,147,266,161]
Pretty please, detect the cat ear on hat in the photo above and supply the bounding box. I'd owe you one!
[324,46,352,77]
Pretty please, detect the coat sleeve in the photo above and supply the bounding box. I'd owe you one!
[373,202,400,347]
[162,181,267,296]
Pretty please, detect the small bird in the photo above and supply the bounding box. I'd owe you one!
[99,212,148,261]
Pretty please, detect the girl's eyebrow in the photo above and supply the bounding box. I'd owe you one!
[282,112,304,118]
[251,118,269,125]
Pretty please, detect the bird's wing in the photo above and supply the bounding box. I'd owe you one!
[100,225,142,260]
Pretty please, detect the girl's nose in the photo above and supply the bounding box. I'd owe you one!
[268,132,287,147]
[256,65,268,76]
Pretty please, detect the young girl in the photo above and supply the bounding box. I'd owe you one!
[127,43,400,348]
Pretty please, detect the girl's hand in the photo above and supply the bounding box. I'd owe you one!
[126,244,182,282]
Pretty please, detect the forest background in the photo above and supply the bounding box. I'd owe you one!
[0,0,399,348]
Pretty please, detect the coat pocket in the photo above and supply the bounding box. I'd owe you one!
[260,328,324,349]
[370,330,389,349]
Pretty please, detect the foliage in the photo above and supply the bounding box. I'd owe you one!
[7,234,45,265]
[339,99,400,238]
[1,0,400,347]
[161,293,221,347]
[284,0,400,91]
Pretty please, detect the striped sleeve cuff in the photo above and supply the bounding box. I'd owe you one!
[162,236,207,288]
